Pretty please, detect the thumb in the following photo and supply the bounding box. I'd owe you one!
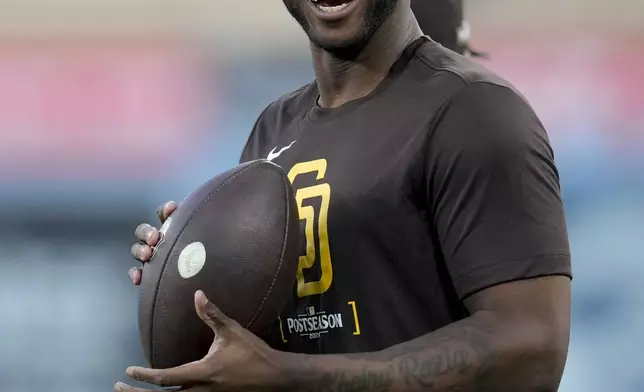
[194,290,232,333]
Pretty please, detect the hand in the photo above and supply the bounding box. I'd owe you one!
[129,200,178,285]
[115,291,290,392]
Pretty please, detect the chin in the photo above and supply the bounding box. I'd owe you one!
[284,0,399,57]
[308,26,371,57]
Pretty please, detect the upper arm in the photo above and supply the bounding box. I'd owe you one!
[426,82,572,301]
[426,81,572,372]
[464,276,570,339]
[464,275,571,386]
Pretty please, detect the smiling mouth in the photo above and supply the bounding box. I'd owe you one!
[310,0,355,13]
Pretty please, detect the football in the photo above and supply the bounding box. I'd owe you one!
[138,160,300,369]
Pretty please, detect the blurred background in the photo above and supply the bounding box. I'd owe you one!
[0,0,642,391]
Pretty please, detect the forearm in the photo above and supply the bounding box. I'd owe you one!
[283,311,564,392]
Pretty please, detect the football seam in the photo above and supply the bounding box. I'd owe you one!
[245,167,292,329]
[149,159,265,366]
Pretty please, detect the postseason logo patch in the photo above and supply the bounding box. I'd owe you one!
[284,305,345,340]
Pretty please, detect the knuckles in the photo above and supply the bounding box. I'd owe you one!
[131,243,152,261]
[135,223,160,246]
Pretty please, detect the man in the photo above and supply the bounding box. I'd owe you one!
[120,0,572,391]
[411,0,480,57]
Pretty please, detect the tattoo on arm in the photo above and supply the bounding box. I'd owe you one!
[306,369,395,392]
[293,313,542,392]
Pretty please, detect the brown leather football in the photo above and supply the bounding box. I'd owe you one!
[138,160,300,369]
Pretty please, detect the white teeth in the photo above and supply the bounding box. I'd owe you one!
[316,3,350,13]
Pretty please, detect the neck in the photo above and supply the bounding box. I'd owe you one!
[311,5,422,109]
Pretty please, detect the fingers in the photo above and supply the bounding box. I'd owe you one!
[125,362,210,388]
[135,223,161,247]
[157,201,178,223]
[128,202,177,286]
[131,242,153,263]
[115,383,183,392]
[132,223,160,267]
[195,290,233,333]
[128,267,142,285]
[114,382,154,392]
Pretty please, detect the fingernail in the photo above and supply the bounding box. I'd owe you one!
[128,268,136,281]
[114,382,124,391]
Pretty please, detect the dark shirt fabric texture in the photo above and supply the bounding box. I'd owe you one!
[239,37,572,355]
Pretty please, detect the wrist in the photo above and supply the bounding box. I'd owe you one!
[273,351,317,392]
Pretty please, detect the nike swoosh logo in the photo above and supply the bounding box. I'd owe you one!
[267,140,296,161]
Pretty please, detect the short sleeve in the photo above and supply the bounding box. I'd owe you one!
[239,103,274,164]
[239,114,264,164]
[426,82,572,299]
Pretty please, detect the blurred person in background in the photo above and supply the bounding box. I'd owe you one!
[120,0,571,391]
[411,0,483,57]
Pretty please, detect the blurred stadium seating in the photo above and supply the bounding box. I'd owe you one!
[0,1,642,391]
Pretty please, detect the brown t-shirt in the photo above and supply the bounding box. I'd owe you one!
[240,37,572,354]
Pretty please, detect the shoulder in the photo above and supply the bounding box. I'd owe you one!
[255,83,316,128]
[406,41,545,149]
[402,43,555,183]
[240,83,315,163]
[411,40,515,92]
[391,40,541,149]
[405,41,534,121]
